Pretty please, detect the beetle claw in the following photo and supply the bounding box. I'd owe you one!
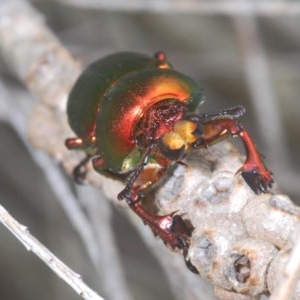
[162,213,194,249]
[238,166,273,194]
[117,188,138,203]
[183,247,199,274]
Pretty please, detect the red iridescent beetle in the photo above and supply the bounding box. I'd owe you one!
[65,52,273,271]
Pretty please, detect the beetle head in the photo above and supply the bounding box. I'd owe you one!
[134,98,203,161]
[134,99,185,145]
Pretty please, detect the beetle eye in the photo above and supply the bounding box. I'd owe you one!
[159,132,186,160]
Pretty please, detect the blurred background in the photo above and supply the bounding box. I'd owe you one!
[0,1,300,299]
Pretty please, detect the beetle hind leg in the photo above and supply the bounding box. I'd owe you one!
[65,137,92,183]
[72,154,92,184]
[66,133,97,183]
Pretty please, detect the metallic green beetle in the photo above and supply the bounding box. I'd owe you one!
[66,52,273,271]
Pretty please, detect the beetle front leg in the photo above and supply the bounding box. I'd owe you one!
[119,184,198,272]
[235,128,273,193]
[117,148,194,250]
[120,192,193,249]
[190,108,273,193]
[118,187,193,250]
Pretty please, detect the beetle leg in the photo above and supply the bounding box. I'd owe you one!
[188,106,273,194]
[72,154,92,184]
[66,135,98,183]
[127,200,193,250]
[117,145,194,250]
[183,247,199,274]
[186,105,246,123]
[65,137,85,150]
[117,143,156,201]
[65,133,97,151]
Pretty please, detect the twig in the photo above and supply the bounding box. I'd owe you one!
[0,204,104,300]
[49,0,300,16]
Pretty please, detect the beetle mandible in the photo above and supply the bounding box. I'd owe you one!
[66,52,273,269]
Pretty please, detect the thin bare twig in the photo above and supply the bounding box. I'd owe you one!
[0,204,104,300]
[48,0,300,16]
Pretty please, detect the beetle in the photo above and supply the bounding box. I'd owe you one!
[65,51,273,267]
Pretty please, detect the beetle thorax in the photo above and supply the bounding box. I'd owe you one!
[134,99,186,147]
